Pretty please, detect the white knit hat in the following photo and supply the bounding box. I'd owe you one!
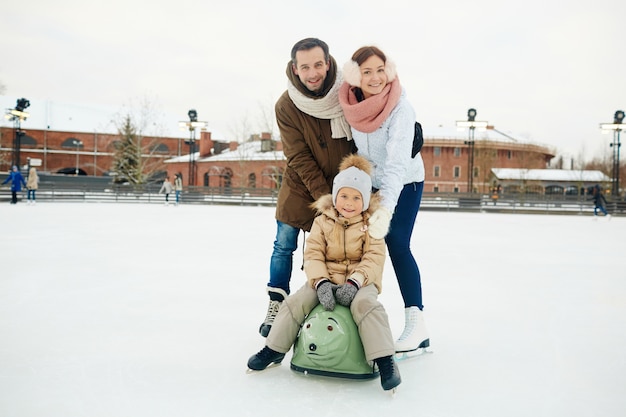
[332,165,372,211]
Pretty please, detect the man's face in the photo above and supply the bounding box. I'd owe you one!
[292,46,330,93]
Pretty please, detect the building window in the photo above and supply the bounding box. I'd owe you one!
[433,147,441,157]
[453,166,461,178]
[453,186,459,193]
[454,147,461,157]
[433,165,440,177]
[248,173,256,188]
[507,150,512,160]
[433,186,439,193]
[473,166,479,178]
[61,138,84,148]
[151,143,169,154]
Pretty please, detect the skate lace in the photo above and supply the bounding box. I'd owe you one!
[257,346,277,360]
[263,300,281,324]
[377,357,396,378]
[397,320,416,342]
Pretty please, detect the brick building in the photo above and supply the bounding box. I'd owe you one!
[2,124,556,194]
[164,127,555,193]
[421,126,555,193]
[0,126,184,178]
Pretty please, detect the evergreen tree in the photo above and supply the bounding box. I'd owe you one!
[112,115,144,184]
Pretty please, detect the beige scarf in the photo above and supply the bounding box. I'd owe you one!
[286,57,352,140]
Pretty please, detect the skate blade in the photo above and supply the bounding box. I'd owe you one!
[394,346,433,361]
[245,361,282,374]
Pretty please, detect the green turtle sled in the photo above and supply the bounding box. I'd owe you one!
[290,303,379,380]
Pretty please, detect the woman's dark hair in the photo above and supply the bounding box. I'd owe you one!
[351,45,387,66]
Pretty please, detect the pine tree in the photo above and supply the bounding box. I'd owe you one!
[112,116,144,184]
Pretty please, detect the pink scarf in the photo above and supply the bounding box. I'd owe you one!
[338,78,402,133]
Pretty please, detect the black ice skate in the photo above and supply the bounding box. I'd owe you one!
[247,346,285,371]
[375,355,401,391]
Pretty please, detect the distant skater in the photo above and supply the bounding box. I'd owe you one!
[174,173,182,205]
[590,184,610,218]
[2,165,27,204]
[26,167,39,204]
[159,176,173,205]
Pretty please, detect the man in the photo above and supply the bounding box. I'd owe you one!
[259,38,355,337]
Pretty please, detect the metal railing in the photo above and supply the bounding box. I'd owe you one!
[2,181,624,215]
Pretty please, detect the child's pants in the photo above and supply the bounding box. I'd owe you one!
[266,283,395,361]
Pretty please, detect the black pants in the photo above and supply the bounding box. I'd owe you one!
[11,191,17,204]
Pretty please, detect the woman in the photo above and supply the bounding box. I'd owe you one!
[338,46,429,354]
[26,167,39,204]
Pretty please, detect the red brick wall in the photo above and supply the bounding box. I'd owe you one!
[2,126,554,193]
[0,127,183,176]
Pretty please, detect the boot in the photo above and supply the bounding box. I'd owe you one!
[375,355,401,391]
[259,287,288,337]
[247,346,285,371]
[395,307,430,353]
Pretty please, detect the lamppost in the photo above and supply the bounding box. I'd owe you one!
[72,139,83,175]
[4,98,30,169]
[456,108,488,193]
[178,109,207,186]
[600,110,625,197]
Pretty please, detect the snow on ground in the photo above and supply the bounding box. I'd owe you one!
[1,202,624,417]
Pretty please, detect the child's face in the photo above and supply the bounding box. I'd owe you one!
[335,187,364,219]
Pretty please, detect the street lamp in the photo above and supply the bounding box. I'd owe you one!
[600,110,625,197]
[178,109,207,186]
[4,98,30,168]
[72,139,83,175]
[456,108,488,193]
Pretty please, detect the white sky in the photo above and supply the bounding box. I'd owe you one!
[1,0,625,160]
[1,202,624,416]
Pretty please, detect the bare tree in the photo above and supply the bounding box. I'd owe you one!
[256,97,277,138]
[206,100,283,193]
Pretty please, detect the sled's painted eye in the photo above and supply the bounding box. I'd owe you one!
[327,325,333,331]
[306,323,311,329]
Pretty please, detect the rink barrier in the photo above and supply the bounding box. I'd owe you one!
[1,182,625,215]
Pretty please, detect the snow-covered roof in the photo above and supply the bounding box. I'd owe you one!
[425,125,527,143]
[492,168,610,182]
[164,139,285,164]
[1,96,227,140]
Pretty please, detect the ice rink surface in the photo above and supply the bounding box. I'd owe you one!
[1,202,624,417]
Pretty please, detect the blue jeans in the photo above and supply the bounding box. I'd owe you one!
[28,189,36,200]
[175,190,181,203]
[594,205,608,216]
[267,220,300,294]
[385,182,424,309]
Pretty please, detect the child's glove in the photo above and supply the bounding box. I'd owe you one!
[316,280,336,311]
[335,279,359,307]
[368,207,392,239]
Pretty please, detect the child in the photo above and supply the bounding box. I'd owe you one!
[2,165,27,204]
[159,176,173,205]
[247,155,401,391]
